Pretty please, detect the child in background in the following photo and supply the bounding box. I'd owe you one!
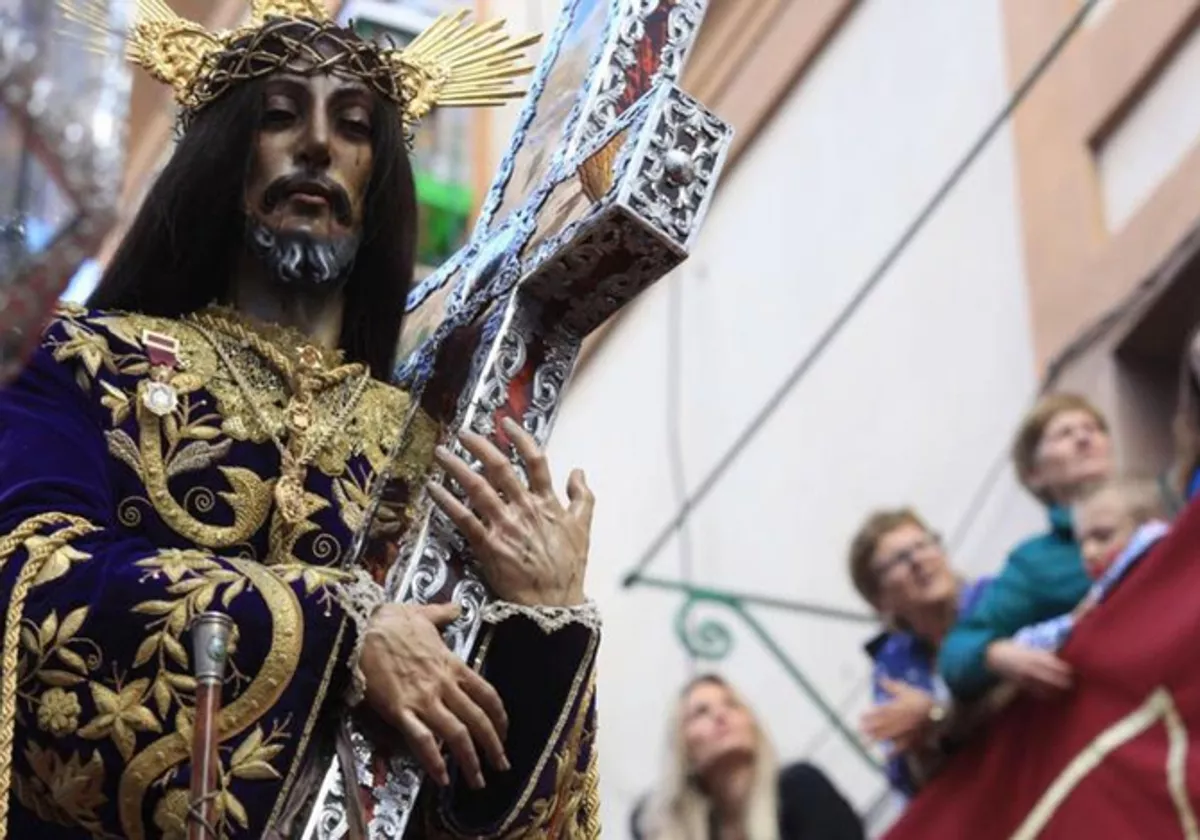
[1013,478,1170,652]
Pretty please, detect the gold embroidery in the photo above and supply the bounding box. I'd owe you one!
[77,678,163,763]
[500,676,597,840]
[0,513,101,840]
[35,689,82,738]
[14,743,114,838]
[266,618,347,828]
[136,396,275,549]
[118,555,303,840]
[1011,686,1199,840]
[131,550,250,718]
[152,787,193,840]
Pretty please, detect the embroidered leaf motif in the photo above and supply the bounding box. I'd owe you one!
[38,613,58,650]
[133,635,159,668]
[163,634,189,669]
[166,438,233,480]
[105,429,143,476]
[100,380,132,426]
[91,316,142,350]
[54,321,109,377]
[21,627,38,655]
[230,727,264,768]
[38,670,84,687]
[132,600,178,616]
[175,708,193,744]
[57,607,88,644]
[137,550,220,583]
[222,790,249,829]
[23,536,93,589]
[57,648,88,675]
[165,672,196,693]
[183,424,223,441]
[17,743,108,832]
[153,678,172,718]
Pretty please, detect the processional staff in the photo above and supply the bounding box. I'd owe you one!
[187,611,236,840]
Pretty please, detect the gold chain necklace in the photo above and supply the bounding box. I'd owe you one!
[187,317,372,525]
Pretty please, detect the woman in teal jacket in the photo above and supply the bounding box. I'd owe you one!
[939,394,1112,700]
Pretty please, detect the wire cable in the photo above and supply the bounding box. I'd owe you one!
[621,0,1102,587]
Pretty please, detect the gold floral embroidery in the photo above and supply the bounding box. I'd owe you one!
[36,689,82,737]
[0,513,102,840]
[77,678,163,762]
[45,312,151,388]
[135,396,275,550]
[119,555,302,840]
[154,721,291,840]
[14,743,115,839]
[131,550,251,718]
[18,605,101,703]
[152,787,193,840]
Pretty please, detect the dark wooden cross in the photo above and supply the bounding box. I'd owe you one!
[304,1,732,836]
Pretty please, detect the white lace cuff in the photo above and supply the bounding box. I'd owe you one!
[333,569,388,708]
[480,599,601,634]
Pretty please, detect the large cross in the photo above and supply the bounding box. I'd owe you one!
[320,1,734,837]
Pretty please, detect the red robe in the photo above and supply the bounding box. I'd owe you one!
[883,497,1200,839]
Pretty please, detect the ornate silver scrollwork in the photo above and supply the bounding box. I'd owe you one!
[625,86,732,252]
[576,0,708,153]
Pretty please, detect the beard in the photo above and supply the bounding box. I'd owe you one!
[244,216,362,292]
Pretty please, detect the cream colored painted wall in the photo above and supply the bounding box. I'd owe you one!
[481,0,1049,834]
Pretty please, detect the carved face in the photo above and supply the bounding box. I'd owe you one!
[680,679,758,780]
[243,71,375,288]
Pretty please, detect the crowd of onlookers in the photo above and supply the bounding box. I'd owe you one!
[628,330,1200,839]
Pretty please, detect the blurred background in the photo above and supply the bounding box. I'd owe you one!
[7,0,1200,835]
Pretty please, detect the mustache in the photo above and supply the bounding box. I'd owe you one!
[262,173,354,225]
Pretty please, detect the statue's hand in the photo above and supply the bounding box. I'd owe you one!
[360,602,509,789]
[429,417,595,608]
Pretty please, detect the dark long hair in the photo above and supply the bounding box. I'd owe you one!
[90,73,416,377]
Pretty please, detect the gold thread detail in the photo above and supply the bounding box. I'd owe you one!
[0,514,100,840]
[265,616,347,829]
[118,556,303,840]
[137,396,275,548]
[1010,686,1198,840]
[57,1,539,137]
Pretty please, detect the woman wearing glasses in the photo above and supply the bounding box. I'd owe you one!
[848,510,992,799]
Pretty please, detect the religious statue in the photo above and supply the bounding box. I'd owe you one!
[0,1,603,837]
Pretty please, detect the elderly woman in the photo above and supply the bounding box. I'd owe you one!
[633,675,862,840]
[848,508,992,797]
[939,393,1113,700]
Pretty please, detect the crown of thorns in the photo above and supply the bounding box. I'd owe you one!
[61,0,540,139]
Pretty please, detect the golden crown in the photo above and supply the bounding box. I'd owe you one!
[60,0,540,136]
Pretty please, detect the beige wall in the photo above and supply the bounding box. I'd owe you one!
[1004,0,1200,372]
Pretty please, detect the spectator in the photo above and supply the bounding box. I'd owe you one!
[939,393,1112,700]
[1012,477,1169,655]
[848,508,991,797]
[1172,323,1200,503]
[633,674,863,840]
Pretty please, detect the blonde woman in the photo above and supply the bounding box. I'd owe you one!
[633,675,862,840]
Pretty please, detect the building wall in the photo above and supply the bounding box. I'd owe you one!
[1005,0,1200,372]
[483,0,1048,832]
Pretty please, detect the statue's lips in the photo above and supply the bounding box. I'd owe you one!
[286,189,331,210]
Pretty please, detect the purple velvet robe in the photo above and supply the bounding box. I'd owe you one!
[0,305,599,839]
